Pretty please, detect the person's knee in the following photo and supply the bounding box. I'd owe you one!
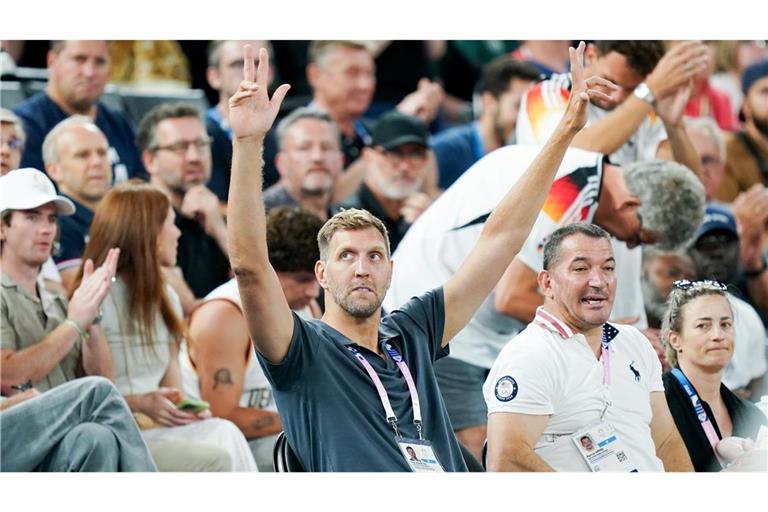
[79,376,121,403]
[59,423,119,471]
[147,440,233,472]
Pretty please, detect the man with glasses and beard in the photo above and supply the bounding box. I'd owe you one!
[137,103,229,301]
[334,111,433,252]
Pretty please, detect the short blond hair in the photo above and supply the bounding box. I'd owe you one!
[317,208,389,261]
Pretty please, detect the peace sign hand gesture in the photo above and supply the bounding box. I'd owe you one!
[228,45,291,141]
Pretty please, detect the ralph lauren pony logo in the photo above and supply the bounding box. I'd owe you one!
[629,361,640,382]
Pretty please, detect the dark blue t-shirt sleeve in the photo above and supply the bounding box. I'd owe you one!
[14,113,46,171]
[257,312,317,391]
[54,219,86,265]
[387,287,447,361]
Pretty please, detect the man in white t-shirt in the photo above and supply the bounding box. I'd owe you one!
[182,206,324,471]
[384,148,705,458]
[483,223,692,471]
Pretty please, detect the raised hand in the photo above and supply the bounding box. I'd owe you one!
[560,41,619,134]
[655,80,692,126]
[228,45,291,140]
[646,41,710,99]
[397,78,445,124]
[67,248,120,329]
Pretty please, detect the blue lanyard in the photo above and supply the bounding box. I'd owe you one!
[670,368,723,461]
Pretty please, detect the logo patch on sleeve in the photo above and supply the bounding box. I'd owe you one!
[494,376,518,402]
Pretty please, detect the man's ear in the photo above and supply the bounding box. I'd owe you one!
[206,66,221,91]
[306,63,320,89]
[537,270,552,297]
[275,151,288,179]
[360,147,377,162]
[617,195,642,212]
[141,150,155,176]
[45,162,61,184]
[315,259,328,289]
[479,91,498,117]
[46,48,58,69]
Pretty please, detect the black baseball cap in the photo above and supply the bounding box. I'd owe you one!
[371,111,429,150]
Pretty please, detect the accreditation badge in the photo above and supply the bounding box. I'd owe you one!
[572,422,638,472]
[397,438,445,472]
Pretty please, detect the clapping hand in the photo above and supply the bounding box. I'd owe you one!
[67,248,120,329]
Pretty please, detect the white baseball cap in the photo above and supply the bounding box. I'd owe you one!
[0,168,76,215]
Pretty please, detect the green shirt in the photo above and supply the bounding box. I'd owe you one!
[1,272,80,392]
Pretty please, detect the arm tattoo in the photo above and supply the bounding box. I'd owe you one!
[213,368,234,390]
[251,415,276,431]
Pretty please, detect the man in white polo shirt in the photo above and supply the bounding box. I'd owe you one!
[384,147,704,459]
[483,223,692,471]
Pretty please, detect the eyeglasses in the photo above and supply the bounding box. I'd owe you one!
[672,279,728,291]
[694,232,737,252]
[379,147,428,165]
[152,138,211,155]
[1,137,22,150]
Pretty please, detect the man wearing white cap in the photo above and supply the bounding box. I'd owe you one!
[1,168,119,394]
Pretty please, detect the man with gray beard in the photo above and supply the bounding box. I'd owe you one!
[334,111,433,252]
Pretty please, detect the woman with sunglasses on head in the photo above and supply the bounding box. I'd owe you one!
[661,280,767,472]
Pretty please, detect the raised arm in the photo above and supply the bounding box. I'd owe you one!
[494,257,543,322]
[571,41,709,161]
[441,42,610,345]
[227,45,294,364]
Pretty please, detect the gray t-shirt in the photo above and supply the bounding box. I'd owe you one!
[259,287,467,472]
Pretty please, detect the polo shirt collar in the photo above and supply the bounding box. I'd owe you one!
[534,307,575,339]
[534,307,619,343]
[315,316,401,347]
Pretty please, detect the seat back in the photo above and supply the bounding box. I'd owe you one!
[0,81,25,109]
[273,431,305,472]
[272,431,485,472]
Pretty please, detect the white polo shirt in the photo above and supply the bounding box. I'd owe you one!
[483,307,665,471]
[384,145,604,369]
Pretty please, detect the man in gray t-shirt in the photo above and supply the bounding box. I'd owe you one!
[227,42,608,471]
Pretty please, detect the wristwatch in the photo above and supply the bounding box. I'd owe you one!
[633,82,656,107]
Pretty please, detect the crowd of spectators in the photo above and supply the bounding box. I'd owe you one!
[1,39,767,473]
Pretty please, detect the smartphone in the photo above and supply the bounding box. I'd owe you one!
[176,397,210,413]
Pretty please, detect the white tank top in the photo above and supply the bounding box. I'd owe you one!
[180,278,317,411]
